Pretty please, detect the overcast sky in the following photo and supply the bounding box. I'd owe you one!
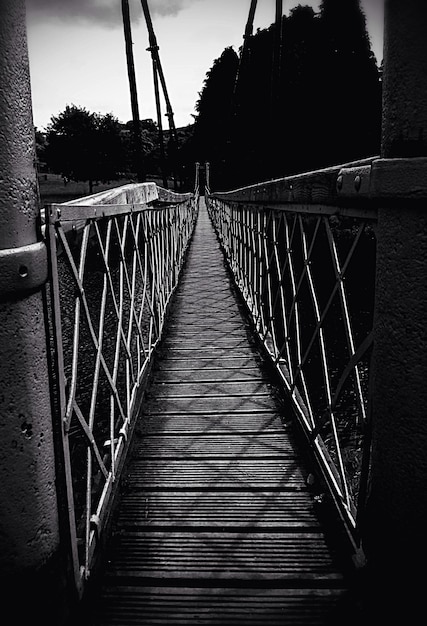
[25,0,384,131]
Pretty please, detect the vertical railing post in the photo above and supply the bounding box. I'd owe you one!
[363,0,427,613]
[0,1,65,622]
[205,161,211,193]
[195,162,200,195]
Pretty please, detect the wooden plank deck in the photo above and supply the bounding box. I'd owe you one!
[85,198,362,625]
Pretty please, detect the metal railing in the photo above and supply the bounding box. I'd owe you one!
[206,158,377,546]
[44,182,198,594]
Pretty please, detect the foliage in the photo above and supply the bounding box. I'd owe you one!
[122,118,160,178]
[314,0,382,166]
[180,0,382,191]
[43,106,173,191]
[34,127,47,165]
[178,47,239,190]
[44,105,125,191]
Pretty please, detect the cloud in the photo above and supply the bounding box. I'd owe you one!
[26,0,199,28]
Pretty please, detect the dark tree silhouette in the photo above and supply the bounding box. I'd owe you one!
[278,5,320,175]
[34,127,47,168]
[121,118,164,179]
[230,24,275,186]
[44,105,125,193]
[315,0,382,166]
[95,112,126,182]
[184,47,239,190]
[180,1,382,191]
[231,1,381,185]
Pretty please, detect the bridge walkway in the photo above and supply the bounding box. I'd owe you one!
[85,198,361,625]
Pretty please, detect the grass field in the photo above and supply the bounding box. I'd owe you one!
[38,173,171,206]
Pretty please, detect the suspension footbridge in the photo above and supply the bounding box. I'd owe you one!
[1,1,427,625]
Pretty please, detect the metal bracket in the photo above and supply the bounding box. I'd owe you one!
[336,164,372,198]
[337,157,427,202]
[0,241,48,298]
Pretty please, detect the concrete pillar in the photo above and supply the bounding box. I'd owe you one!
[0,0,65,621]
[363,0,427,616]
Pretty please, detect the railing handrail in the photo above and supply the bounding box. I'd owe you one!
[48,197,194,222]
[209,156,427,212]
[45,181,198,596]
[61,181,159,206]
[209,156,378,204]
[42,182,194,235]
[206,166,378,549]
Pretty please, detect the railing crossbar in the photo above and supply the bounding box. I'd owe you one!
[299,215,352,507]
[56,227,128,426]
[94,221,138,368]
[272,216,294,380]
[46,182,198,592]
[294,219,364,387]
[324,219,367,423]
[113,216,148,360]
[284,216,315,424]
[206,176,376,541]
[64,223,89,428]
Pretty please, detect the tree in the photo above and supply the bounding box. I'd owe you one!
[94,112,125,183]
[121,118,176,183]
[189,47,239,190]
[181,1,382,191]
[278,6,319,174]
[34,127,47,170]
[314,0,382,165]
[232,1,381,183]
[230,25,276,186]
[44,105,125,193]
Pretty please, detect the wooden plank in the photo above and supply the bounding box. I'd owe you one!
[154,356,263,370]
[105,532,343,581]
[173,291,236,303]
[154,367,267,382]
[177,279,233,290]
[167,317,247,326]
[124,459,308,489]
[117,492,321,529]
[146,394,280,414]
[88,197,354,625]
[158,347,258,359]
[142,412,285,434]
[164,330,250,341]
[94,586,350,626]
[172,295,238,305]
[162,338,253,350]
[134,433,296,457]
[166,323,248,334]
[149,380,272,398]
[117,491,321,529]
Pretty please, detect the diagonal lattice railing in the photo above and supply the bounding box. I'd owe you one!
[206,159,377,545]
[45,183,198,595]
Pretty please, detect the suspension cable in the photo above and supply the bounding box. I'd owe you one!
[271,0,283,120]
[140,0,179,190]
[234,0,258,93]
[140,0,178,144]
[121,0,145,182]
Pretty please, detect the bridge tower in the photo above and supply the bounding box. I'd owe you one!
[365,0,427,609]
[0,0,67,622]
